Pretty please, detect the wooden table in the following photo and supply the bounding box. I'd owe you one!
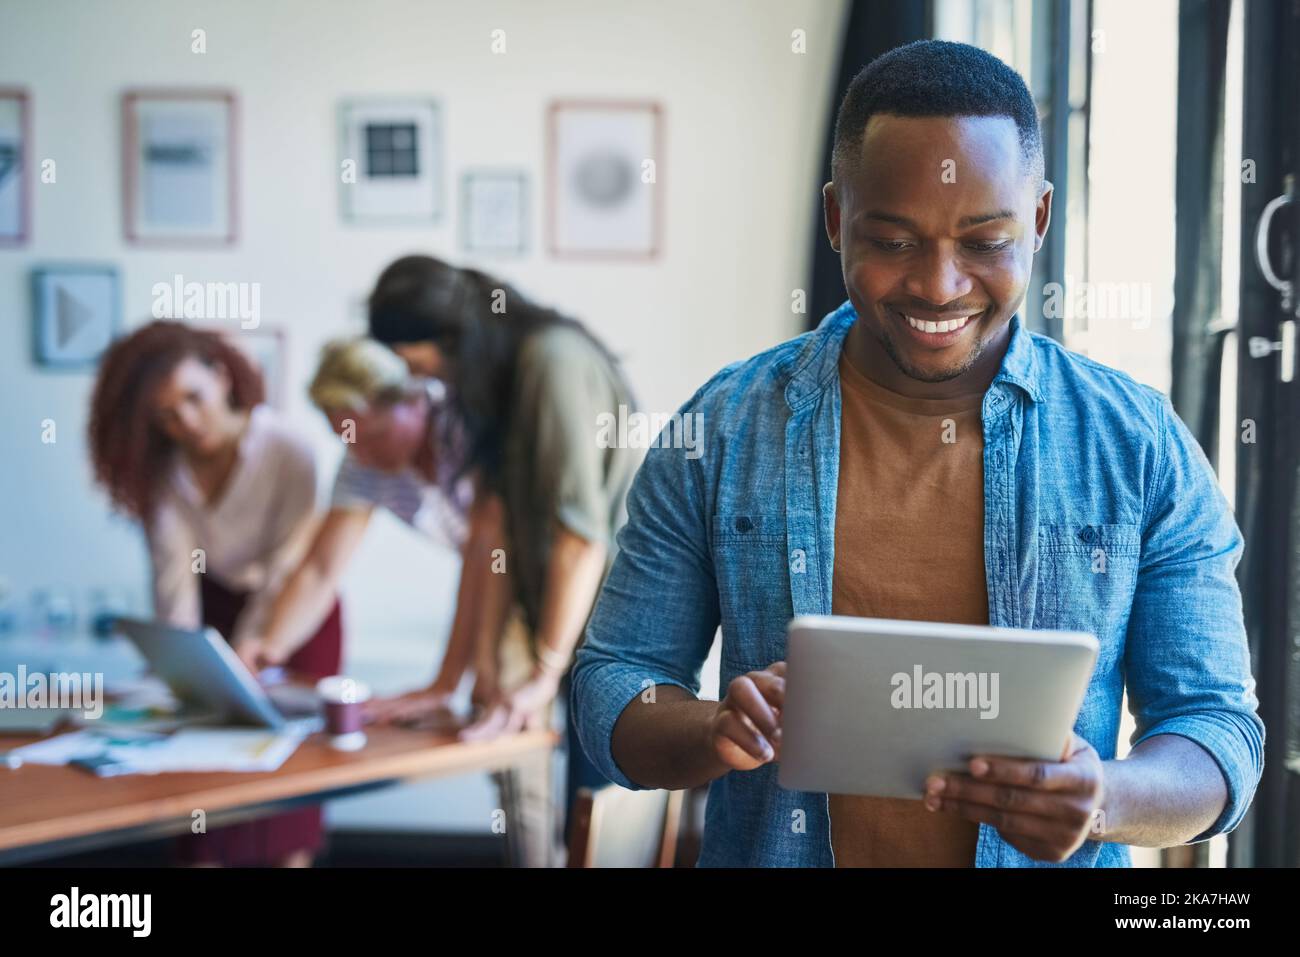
[0,725,559,865]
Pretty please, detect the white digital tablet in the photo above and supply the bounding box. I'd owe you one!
[777,615,1099,799]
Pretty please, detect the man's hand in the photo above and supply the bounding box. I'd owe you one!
[923,732,1105,862]
[707,661,785,771]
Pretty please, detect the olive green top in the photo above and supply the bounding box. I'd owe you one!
[502,325,639,640]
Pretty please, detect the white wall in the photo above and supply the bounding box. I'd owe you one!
[0,0,846,832]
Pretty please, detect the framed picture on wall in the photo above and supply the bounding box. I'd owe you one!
[31,265,121,368]
[123,89,237,245]
[338,99,443,223]
[202,325,287,409]
[461,169,528,255]
[0,88,30,246]
[547,100,663,260]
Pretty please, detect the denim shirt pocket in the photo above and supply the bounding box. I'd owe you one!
[1034,522,1141,670]
[711,513,792,672]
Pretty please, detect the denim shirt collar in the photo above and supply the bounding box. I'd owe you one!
[783,299,1044,409]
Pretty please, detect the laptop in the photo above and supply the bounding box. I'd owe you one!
[115,618,322,730]
[777,615,1098,799]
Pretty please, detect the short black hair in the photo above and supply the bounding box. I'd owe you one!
[832,39,1044,186]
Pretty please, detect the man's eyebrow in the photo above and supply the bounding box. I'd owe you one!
[861,210,917,228]
[957,210,1017,228]
[858,210,1018,229]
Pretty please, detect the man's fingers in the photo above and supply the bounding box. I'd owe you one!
[929,775,1094,831]
[968,755,1094,792]
[749,670,786,710]
[714,706,775,762]
[1065,732,1091,759]
[725,675,781,738]
[930,796,1081,848]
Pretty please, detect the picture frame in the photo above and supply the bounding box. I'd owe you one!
[31,265,121,369]
[338,98,443,223]
[546,99,663,260]
[122,89,238,245]
[201,325,287,409]
[0,88,31,246]
[460,169,528,255]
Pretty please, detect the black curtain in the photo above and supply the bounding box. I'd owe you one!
[806,0,929,329]
[1165,0,1232,869]
[1233,0,1300,869]
[1171,0,1232,458]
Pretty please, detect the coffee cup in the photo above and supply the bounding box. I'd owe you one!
[316,675,371,751]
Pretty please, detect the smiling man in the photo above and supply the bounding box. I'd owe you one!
[571,40,1264,867]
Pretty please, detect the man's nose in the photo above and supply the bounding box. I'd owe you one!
[903,246,975,307]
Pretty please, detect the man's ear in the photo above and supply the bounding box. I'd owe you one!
[1033,179,1054,254]
[823,182,842,253]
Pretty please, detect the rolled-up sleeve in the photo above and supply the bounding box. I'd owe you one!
[571,405,720,790]
[1125,395,1265,842]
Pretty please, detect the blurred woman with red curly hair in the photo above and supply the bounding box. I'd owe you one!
[87,320,340,868]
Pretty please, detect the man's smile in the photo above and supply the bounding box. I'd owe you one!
[886,305,988,348]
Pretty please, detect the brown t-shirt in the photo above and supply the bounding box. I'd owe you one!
[828,348,988,867]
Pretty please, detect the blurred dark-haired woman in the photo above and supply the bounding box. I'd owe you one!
[87,320,339,867]
[365,255,639,851]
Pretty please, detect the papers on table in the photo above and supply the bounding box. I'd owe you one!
[6,729,158,766]
[5,726,310,775]
[123,728,309,772]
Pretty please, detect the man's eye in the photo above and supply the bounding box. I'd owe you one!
[871,240,914,252]
[965,240,1012,253]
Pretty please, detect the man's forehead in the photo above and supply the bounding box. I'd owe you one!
[841,114,1034,215]
[859,113,1021,153]
[846,114,1021,180]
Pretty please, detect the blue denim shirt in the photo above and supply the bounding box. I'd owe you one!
[572,301,1265,867]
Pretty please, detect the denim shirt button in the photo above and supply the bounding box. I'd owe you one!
[735,516,753,533]
[1078,525,1098,544]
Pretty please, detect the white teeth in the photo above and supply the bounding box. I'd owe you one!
[905,313,975,334]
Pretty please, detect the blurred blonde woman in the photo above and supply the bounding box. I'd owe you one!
[242,338,553,865]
